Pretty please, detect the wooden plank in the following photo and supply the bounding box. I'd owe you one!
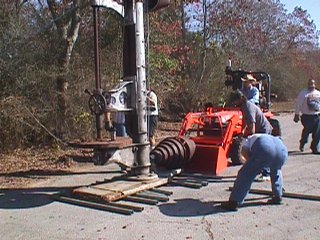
[105,178,169,202]
[73,186,123,201]
[92,180,141,191]
[73,177,169,202]
[118,178,169,197]
[74,186,118,196]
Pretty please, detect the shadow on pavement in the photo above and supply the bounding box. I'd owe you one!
[159,196,271,217]
[0,187,75,209]
[288,150,314,156]
[158,198,225,216]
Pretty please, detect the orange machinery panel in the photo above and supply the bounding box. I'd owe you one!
[183,143,229,175]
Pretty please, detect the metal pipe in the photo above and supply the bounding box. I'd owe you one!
[107,202,144,212]
[123,0,136,77]
[229,187,320,202]
[52,194,133,215]
[93,6,103,140]
[93,7,101,90]
[149,188,173,196]
[132,0,151,176]
[135,192,169,202]
[170,180,203,189]
[124,195,158,205]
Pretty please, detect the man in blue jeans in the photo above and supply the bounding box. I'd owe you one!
[221,133,288,211]
[294,79,320,154]
[230,90,273,181]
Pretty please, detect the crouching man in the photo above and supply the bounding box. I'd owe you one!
[222,133,288,211]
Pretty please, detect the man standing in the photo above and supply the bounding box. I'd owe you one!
[147,89,159,148]
[221,134,288,211]
[294,79,320,154]
[105,111,127,137]
[230,90,273,181]
[230,90,273,136]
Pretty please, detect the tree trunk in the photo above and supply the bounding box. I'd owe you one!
[47,0,82,138]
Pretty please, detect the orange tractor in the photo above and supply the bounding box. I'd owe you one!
[151,64,281,175]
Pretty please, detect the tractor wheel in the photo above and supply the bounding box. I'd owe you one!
[229,136,246,165]
[268,118,282,137]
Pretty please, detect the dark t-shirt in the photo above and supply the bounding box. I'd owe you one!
[241,101,273,134]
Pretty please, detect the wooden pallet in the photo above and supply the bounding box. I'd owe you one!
[73,176,169,202]
[52,173,209,215]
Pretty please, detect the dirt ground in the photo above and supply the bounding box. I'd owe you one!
[0,101,295,189]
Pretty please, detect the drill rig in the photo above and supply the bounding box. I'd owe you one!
[70,0,170,178]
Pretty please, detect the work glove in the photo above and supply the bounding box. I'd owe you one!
[293,114,300,123]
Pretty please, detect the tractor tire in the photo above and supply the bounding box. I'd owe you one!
[229,136,246,165]
[268,118,282,137]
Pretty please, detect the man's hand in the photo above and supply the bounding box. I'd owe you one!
[293,114,300,123]
[105,120,114,131]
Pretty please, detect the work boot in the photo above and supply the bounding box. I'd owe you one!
[220,200,239,211]
[267,196,282,205]
[311,147,320,154]
[299,143,304,152]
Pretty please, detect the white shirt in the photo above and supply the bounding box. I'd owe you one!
[295,88,320,115]
[147,91,159,116]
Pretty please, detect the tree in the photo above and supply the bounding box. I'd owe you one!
[46,0,88,138]
[286,6,319,50]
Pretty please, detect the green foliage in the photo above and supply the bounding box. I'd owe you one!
[149,51,180,73]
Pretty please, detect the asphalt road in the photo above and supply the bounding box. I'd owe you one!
[0,113,319,240]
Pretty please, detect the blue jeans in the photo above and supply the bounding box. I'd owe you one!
[115,123,127,137]
[300,114,320,152]
[230,135,288,204]
[257,127,273,177]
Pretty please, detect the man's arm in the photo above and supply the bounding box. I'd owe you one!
[294,90,304,122]
[251,87,260,104]
[246,123,255,135]
[294,90,305,114]
[147,95,156,106]
[243,103,256,135]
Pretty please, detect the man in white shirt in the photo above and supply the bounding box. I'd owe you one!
[147,89,159,148]
[294,79,320,154]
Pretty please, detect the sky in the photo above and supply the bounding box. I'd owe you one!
[280,0,320,31]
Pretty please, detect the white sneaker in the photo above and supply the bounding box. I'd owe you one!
[255,174,271,182]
